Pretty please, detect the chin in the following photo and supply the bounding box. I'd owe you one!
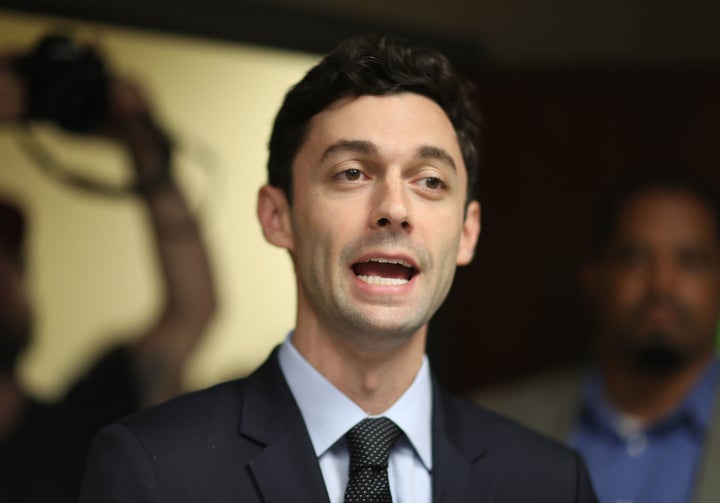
[343,314,425,347]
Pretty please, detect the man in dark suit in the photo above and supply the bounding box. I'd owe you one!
[80,34,598,502]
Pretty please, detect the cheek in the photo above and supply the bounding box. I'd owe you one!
[422,207,464,246]
[602,274,645,314]
[294,214,343,268]
[681,280,720,317]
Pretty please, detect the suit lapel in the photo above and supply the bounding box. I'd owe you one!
[248,419,330,503]
[239,348,330,503]
[432,382,494,503]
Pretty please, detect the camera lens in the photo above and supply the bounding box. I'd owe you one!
[12,34,109,132]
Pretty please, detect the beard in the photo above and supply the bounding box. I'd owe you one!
[627,334,685,375]
[610,293,706,375]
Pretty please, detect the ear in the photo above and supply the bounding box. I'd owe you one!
[456,200,481,266]
[257,184,294,251]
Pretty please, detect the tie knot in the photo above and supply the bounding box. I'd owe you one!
[345,417,402,470]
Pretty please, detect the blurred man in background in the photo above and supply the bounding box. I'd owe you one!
[475,171,720,503]
[0,46,217,502]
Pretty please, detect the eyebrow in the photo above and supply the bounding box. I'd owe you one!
[414,145,456,171]
[320,140,377,162]
[320,139,457,171]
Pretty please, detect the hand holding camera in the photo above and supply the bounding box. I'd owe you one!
[100,78,173,194]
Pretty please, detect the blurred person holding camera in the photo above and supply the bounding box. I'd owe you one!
[0,36,217,502]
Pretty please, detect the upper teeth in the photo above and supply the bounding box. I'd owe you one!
[366,258,413,268]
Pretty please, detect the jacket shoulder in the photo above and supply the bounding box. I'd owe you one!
[436,390,598,502]
[441,389,574,454]
[119,378,247,439]
[468,367,586,441]
[80,378,264,502]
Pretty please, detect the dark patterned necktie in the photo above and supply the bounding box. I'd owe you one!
[343,417,402,503]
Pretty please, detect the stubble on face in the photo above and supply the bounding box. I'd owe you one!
[291,210,459,350]
[286,94,473,353]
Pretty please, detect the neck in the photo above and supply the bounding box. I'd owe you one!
[598,350,715,425]
[292,325,427,415]
[0,373,27,440]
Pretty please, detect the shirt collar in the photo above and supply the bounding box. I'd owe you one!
[581,357,720,435]
[277,333,433,470]
[679,357,720,431]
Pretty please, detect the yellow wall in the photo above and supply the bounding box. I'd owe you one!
[0,9,317,399]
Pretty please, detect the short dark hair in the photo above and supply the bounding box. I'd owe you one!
[267,34,481,203]
[592,169,720,252]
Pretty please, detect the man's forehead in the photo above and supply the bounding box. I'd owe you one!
[621,190,713,223]
[613,190,720,245]
[303,93,463,162]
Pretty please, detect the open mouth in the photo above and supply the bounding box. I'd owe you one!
[351,258,417,286]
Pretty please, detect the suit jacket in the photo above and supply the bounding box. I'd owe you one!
[473,367,720,503]
[80,348,597,502]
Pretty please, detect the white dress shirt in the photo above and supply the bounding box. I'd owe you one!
[278,335,433,503]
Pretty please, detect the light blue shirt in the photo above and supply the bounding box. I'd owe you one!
[571,358,720,503]
[278,335,433,503]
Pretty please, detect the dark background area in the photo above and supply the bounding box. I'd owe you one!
[3,0,719,393]
[430,65,720,392]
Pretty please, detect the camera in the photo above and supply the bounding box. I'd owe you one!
[11,34,109,133]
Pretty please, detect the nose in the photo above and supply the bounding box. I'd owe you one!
[648,258,676,295]
[370,177,413,232]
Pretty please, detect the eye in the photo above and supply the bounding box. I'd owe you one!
[421,177,446,190]
[679,249,714,271]
[342,169,363,181]
[613,245,650,268]
[332,166,370,186]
